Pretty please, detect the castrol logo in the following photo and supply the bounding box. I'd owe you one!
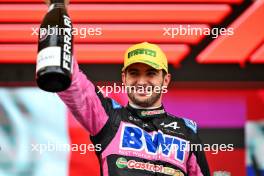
[116,157,184,176]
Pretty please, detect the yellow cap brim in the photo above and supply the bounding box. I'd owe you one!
[122,59,166,72]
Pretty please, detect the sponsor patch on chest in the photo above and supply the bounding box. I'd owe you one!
[119,124,189,163]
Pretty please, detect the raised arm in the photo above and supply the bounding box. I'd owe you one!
[41,0,113,136]
[57,59,110,136]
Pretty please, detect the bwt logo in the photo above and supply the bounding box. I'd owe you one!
[120,125,188,162]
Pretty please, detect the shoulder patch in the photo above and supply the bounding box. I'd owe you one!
[111,99,122,109]
[183,118,197,133]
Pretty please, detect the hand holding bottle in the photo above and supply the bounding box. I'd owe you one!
[36,0,73,92]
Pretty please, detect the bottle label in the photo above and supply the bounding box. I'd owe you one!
[36,47,61,72]
[62,15,73,73]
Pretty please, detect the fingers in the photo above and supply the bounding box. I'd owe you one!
[44,0,50,5]
[43,0,70,5]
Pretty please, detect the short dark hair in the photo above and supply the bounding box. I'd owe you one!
[162,70,167,78]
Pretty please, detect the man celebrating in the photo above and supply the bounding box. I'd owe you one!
[57,41,210,175]
[43,1,210,175]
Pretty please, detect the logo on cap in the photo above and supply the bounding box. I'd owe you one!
[128,48,156,59]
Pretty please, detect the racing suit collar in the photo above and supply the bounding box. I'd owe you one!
[129,103,162,109]
[127,103,166,119]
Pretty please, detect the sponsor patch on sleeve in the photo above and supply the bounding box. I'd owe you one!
[183,118,197,133]
[111,99,122,109]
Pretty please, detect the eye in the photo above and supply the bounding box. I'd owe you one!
[147,71,157,76]
[129,71,138,76]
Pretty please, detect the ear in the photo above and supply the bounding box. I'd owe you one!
[121,72,126,86]
[163,73,171,87]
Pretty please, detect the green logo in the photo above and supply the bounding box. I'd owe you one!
[116,157,128,169]
[128,48,156,58]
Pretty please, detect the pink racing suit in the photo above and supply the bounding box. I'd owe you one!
[58,60,210,176]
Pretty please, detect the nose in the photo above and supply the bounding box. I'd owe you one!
[136,75,148,85]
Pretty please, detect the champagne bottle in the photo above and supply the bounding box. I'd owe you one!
[36,0,73,92]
